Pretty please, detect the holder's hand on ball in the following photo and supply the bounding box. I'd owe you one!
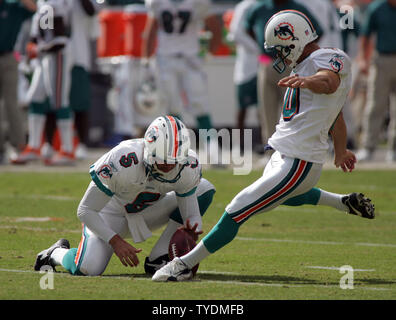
[179,219,203,242]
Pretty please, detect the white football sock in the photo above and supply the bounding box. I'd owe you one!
[50,248,69,266]
[57,119,73,153]
[149,220,181,261]
[180,240,211,269]
[27,114,46,149]
[317,189,348,212]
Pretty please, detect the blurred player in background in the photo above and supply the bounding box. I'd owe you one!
[12,0,75,166]
[356,0,396,162]
[34,116,216,276]
[29,0,99,162]
[152,10,375,282]
[68,0,99,160]
[142,0,222,137]
[0,0,36,164]
[228,0,261,150]
[295,0,342,48]
[333,0,365,151]
[110,59,140,142]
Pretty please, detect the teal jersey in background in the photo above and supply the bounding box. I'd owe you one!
[361,0,396,54]
[0,0,34,52]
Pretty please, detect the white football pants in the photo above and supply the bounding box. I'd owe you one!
[156,54,210,117]
[226,151,323,224]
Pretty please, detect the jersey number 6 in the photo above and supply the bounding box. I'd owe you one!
[125,192,161,214]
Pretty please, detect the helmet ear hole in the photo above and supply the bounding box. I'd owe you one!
[290,44,295,49]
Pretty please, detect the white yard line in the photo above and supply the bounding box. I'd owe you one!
[0,225,81,233]
[0,268,35,274]
[0,268,393,292]
[1,225,395,249]
[197,270,241,275]
[306,266,376,272]
[355,242,396,248]
[235,236,396,248]
[0,194,79,201]
[13,217,64,222]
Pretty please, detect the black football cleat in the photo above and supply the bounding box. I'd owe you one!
[144,254,170,275]
[34,238,70,271]
[342,193,375,219]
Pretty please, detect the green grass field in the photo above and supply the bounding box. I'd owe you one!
[0,169,395,300]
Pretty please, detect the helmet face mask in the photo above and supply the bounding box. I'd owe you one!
[143,116,191,183]
[264,44,293,74]
[148,162,187,184]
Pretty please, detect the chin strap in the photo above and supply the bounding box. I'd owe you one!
[146,163,188,183]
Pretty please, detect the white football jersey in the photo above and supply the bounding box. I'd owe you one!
[229,0,260,84]
[89,139,202,214]
[30,0,73,52]
[268,48,352,163]
[145,0,211,56]
[70,0,100,70]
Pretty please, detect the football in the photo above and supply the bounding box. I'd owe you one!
[168,228,199,275]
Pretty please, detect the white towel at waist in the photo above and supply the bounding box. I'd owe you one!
[125,213,152,243]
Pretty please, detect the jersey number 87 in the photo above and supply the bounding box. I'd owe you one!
[161,10,191,34]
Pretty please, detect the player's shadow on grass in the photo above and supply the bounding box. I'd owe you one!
[198,274,396,287]
[105,273,325,285]
[197,274,396,286]
[100,273,396,286]
[196,273,321,285]
[355,278,396,286]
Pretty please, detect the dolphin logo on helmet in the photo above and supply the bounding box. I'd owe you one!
[145,125,159,143]
[274,23,299,41]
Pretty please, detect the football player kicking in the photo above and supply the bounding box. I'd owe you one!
[34,116,216,276]
[152,10,375,282]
